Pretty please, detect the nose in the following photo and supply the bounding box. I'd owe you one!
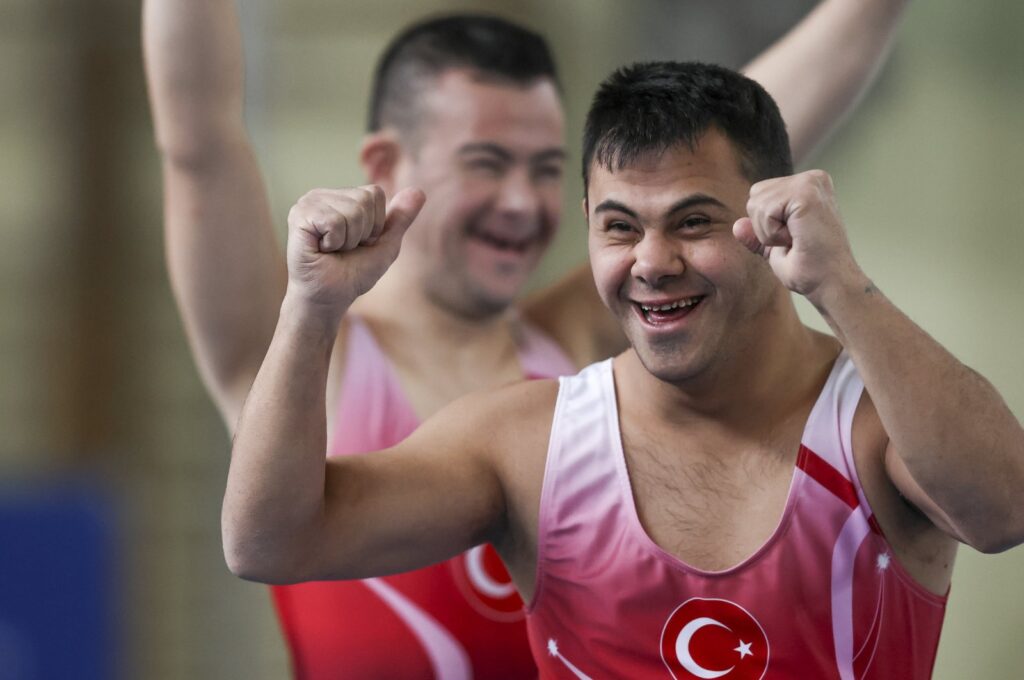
[495,166,539,218]
[631,232,685,287]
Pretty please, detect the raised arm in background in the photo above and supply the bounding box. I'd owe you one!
[743,0,910,163]
[143,0,286,430]
[524,0,911,366]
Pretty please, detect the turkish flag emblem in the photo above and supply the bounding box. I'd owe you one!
[450,545,525,622]
[660,598,769,680]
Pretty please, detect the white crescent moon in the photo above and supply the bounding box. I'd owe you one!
[465,545,516,599]
[675,617,735,680]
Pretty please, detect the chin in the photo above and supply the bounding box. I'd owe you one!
[451,286,516,320]
[470,277,530,311]
[631,339,707,385]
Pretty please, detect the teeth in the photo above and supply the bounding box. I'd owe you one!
[477,232,529,251]
[640,297,699,312]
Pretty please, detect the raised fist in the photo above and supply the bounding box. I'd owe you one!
[285,185,425,317]
[732,170,862,303]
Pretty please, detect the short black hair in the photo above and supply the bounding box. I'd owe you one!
[582,61,792,189]
[368,14,559,140]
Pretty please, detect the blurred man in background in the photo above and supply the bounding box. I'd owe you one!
[144,0,909,676]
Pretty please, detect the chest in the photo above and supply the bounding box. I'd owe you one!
[363,320,527,421]
[621,425,802,572]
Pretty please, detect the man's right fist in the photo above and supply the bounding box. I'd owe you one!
[284,185,426,315]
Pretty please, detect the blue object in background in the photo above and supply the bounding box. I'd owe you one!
[0,481,117,680]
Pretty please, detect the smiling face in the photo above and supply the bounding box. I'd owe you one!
[586,129,784,383]
[391,70,565,319]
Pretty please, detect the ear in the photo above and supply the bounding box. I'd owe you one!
[360,132,401,191]
[581,197,589,221]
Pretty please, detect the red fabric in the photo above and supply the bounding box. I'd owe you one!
[271,317,573,679]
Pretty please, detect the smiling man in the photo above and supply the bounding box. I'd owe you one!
[144,1,914,677]
[223,61,1024,678]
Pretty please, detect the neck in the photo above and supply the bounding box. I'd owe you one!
[353,254,520,355]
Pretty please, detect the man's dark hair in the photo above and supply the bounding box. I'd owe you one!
[368,14,559,140]
[582,61,792,189]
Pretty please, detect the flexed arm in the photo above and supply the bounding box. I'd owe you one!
[737,171,1024,554]
[220,185,503,584]
[143,0,286,429]
[742,0,910,164]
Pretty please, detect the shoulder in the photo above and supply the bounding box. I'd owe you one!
[402,378,559,450]
[443,379,561,490]
[451,378,560,441]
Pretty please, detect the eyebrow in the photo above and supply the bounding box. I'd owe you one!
[458,143,566,163]
[593,193,727,219]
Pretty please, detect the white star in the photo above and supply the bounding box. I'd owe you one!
[548,638,559,657]
[876,552,891,571]
[735,640,753,659]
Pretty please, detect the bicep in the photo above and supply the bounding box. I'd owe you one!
[883,443,964,542]
[312,404,506,580]
[856,388,963,540]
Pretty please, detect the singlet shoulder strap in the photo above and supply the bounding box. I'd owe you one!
[530,360,621,612]
[328,315,420,457]
[799,352,872,513]
[515,319,576,380]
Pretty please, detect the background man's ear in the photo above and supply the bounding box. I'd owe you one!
[360,132,401,189]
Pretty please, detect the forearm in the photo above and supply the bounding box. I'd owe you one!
[812,272,1024,549]
[222,294,347,582]
[742,0,910,164]
[162,156,286,422]
[143,0,246,162]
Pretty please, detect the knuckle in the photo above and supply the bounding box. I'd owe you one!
[808,169,831,186]
[301,188,327,205]
[355,185,377,208]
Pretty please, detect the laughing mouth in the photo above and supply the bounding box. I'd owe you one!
[470,229,534,253]
[636,296,704,323]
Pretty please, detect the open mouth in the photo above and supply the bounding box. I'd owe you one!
[635,296,704,325]
[469,229,534,254]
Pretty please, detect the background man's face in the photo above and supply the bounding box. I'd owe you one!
[586,130,780,383]
[394,70,566,319]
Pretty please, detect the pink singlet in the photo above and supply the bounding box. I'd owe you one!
[272,315,575,679]
[527,355,947,680]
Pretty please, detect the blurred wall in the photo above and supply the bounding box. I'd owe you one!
[0,0,1020,678]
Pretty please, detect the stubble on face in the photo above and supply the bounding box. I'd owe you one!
[586,132,781,386]
[392,70,566,321]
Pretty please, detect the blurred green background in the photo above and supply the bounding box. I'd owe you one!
[0,0,1021,677]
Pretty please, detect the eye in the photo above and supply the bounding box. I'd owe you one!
[465,158,505,176]
[679,215,712,230]
[606,220,638,235]
[532,163,564,182]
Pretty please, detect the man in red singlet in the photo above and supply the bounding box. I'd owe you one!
[144,1,912,676]
[224,61,1024,678]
